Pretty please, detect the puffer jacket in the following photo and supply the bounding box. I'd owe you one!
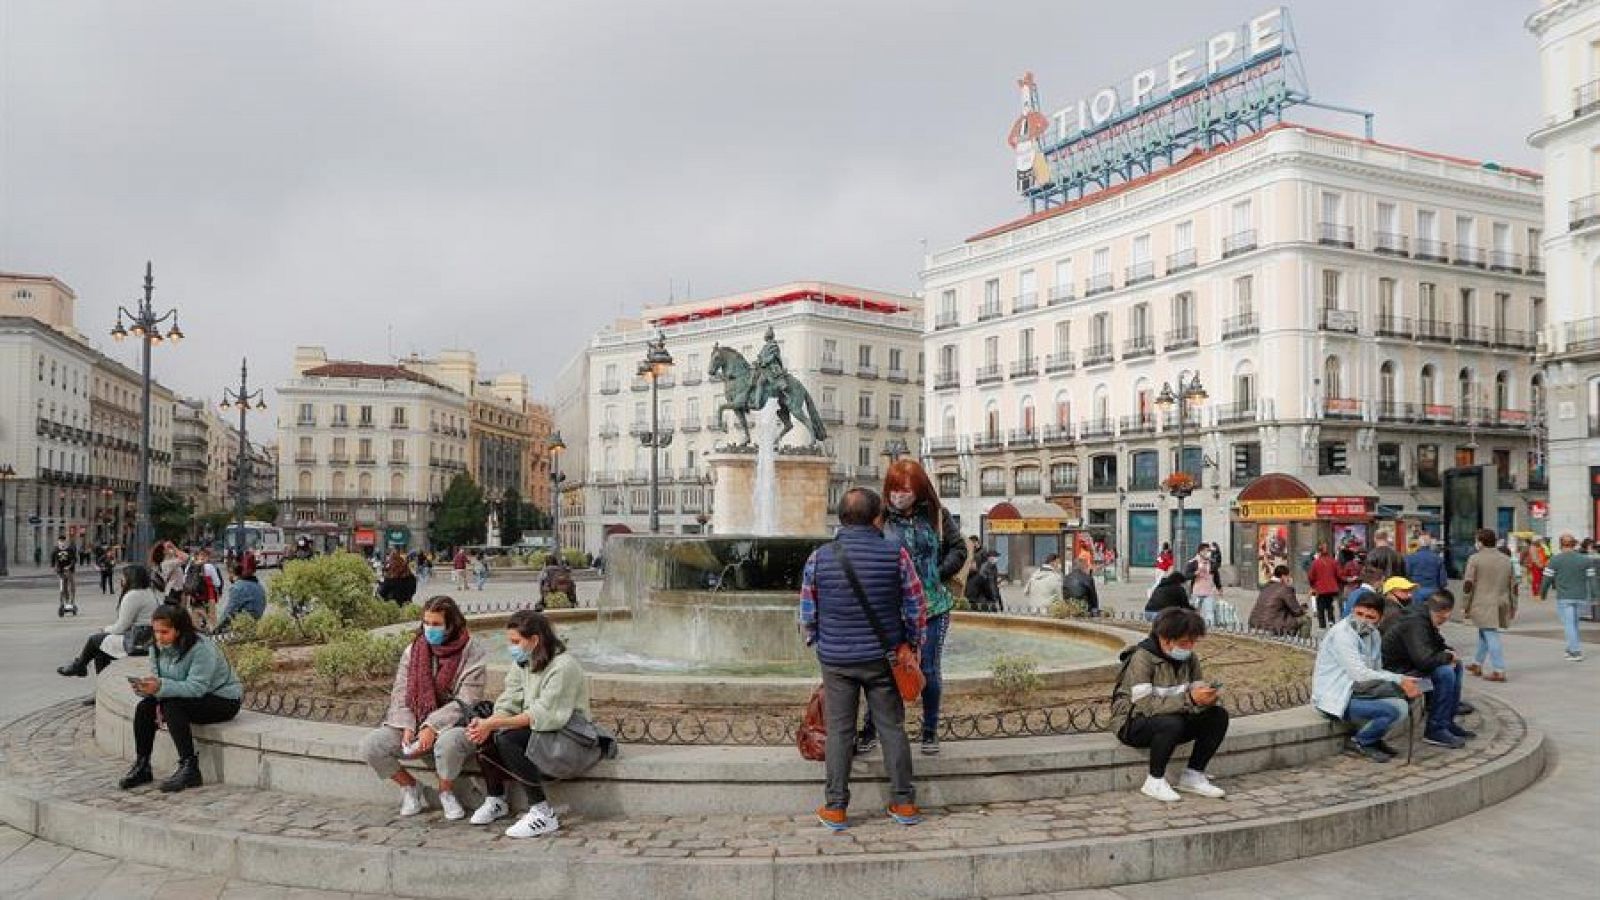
[1247,581,1306,634]
[809,526,915,665]
[1144,571,1193,614]
[1380,603,1452,675]
[1109,636,1204,737]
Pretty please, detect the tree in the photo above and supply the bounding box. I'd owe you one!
[499,487,524,547]
[246,500,279,523]
[149,490,194,544]
[431,473,487,548]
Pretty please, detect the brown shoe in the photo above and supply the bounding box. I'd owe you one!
[1466,663,1483,677]
[1484,672,1507,683]
[816,806,848,831]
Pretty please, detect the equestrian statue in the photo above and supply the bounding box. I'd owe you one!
[707,327,828,449]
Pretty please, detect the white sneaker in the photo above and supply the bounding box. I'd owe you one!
[1176,769,1226,799]
[469,796,510,825]
[439,790,466,821]
[398,784,426,817]
[1140,775,1181,803]
[504,802,560,838]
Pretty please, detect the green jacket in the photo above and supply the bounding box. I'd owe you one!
[1542,550,1596,600]
[1109,637,1205,737]
[493,651,590,732]
[151,637,243,701]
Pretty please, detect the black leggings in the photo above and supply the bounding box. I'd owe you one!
[478,727,546,803]
[99,569,115,594]
[70,633,116,673]
[1119,706,1230,778]
[1315,593,1339,629]
[133,694,241,759]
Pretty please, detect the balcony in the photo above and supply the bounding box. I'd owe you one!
[1088,477,1119,494]
[1042,424,1075,446]
[856,414,880,430]
[1571,193,1600,231]
[1121,335,1155,360]
[934,311,960,330]
[819,356,844,375]
[1318,222,1355,248]
[887,416,909,432]
[1085,273,1114,297]
[977,300,1004,322]
[1455,323,1491,347]
[1453,244,1486,268]
[818,406,844,426]
[630,379,649,393]
[1012,293,1039,314]
[886,367,909,383]
[1376,315,1413,339]
[356,419,375,430]
[681,372,702,386]
[1129,473,1160,492]
[294,454,317,464]
[599,423,619,438]
[1414,238,1449,262]
[1211,402,1255,425]
[1047,284,1076,306]
[1373,231,1409,256]
[1489,250,1524,273]
[1416,319,1453,344]
[1009,357,1039,379]
[1160,409,1202,432]
[389,420,408,430]
[1008,428,1038,448]
[705,416,728,432]
[1044,350,1076,374]
[1529,253,1544,275]
[1319,308,1359,334]
[1221,312,1258,340]
[1163,326,1199,352]
[1494,408,1531,429]
[926,435,960,455]
[1125,261,1155,285]
[328,455,350,466]
[974,363,1004,385]
[1376,401,1416,423]
[1321,398,1362,420]
[1493,328,1536,352]
[1166,248,1197,274]
[1081,418,1115,439]
[1222,229,1257,258]
[1082,344,1114,367]
[971,432,1005,453]
[934,370,960,391]
[679,418,701,433]
[356,456,377,466]
[1120,413,1156,435]
[1048,473,1080,495]
[1575,77,1600,117]
[330,419,349,430]
[857,363,879,379]
[1565,317,1600,354]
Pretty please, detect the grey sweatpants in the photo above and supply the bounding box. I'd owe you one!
[821,658,916,808]
[360,724,474,781]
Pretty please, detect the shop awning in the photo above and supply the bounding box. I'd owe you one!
[987,500,1073,533]
[1234,473,1377,521]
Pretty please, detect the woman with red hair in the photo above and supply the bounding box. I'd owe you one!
[854,458,966,757]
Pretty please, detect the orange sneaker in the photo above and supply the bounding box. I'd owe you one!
[887,803,922,826]
[1466,663,1483,677]
[816,806,848,831]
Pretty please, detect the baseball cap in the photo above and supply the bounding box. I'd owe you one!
[1382,576,1418,595]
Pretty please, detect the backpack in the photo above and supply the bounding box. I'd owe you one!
[181,562,210,600]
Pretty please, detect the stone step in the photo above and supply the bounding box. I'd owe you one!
[0,696,1544,900]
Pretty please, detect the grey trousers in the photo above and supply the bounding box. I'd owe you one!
[360,724,474,781]
[821,659,915,809]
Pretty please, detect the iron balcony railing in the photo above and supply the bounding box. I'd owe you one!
[1221,312,1258,340]
[1318,222,1355,248]
[1376,315,1413,339]
[1215,402,1258,425]
[1163,326,1199,351]
[887,367,909,383]
[1012,292,1039,314]
[1453,244,1486,268]
[1492,328,1536,352]
[971,432,1005,452]
[934,370,960,390]
[1082,344,1114,367]
[1319,308,1359,334]
[974,363,1003,385]
[1575,77,1600,118]
[1416,318,1453,343]
[1455,323,1492,346]
[1222,229,1257,258]
[856,363,879,379]
[1373,231,1409,256]
[1042,424,1075,445]
[1125,261,1155,285]
[1571,193,1600,231]
[1166,248,1197,274]
[1121,335,1155,359]
[977,300,1004,322]
[1414,238,1449,262]
[819,356,844,374]
[1009,357,1039,379]
[934,311,960,330]
[1047,284,1075,306]
[1120,413,1156,434]
[1529,253,1544,275]
[1045,350,1076,374]
[599,381,621,395]
[1085,273,1114,296]
[1489,250,1524,273]
[1008,428,1038,448]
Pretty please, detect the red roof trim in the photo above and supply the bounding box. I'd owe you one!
[647,290,909,328]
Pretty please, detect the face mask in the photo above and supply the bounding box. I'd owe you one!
[1352,621,1375,637]
[1167,646,1193,661]
[508,644,530,664]
[889,491,915,512]
[423,625,447,646]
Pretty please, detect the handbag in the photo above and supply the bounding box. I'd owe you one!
[797,684,827,761]
[525,711,616,779]
[122,624,154,657]
[832,541,925,703]
[1351,679,1405,700]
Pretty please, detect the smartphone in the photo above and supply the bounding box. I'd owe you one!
[1209,681,1224,689]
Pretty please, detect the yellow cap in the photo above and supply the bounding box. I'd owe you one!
[1382,576,1418,595]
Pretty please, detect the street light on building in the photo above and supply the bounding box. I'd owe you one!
[110,262,183,565]
[0,463,15,577]
[547,431,567,558]
[636,332,674,533]
[219,358,267,564]
[1155,370,1207,561]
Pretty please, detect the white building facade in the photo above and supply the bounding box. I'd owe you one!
[555,282,925,555]
[923,125,1548,576]
[1529,0,1600,538]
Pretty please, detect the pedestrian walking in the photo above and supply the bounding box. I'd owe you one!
[1541,533,1592,662]
[1308,543,1342,630]
[1463,529,1517,682]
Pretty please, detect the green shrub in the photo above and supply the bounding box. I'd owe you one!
[254,611,300,645]
[299,608,345,644]
[951,593,972,612]
[268,552,377,626]
[224,642,275,687]
[990,653,1042,706]
[311,630,412,693]
[311,639,366,693]
[542,591,574,610]
[227,612,259,643]
[1046,598,1090,619]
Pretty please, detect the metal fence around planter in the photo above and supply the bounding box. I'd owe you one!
[236,604,1319,744]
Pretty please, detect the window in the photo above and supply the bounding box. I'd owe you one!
[333,404,348,425]
[1131,303,1150,340]
[1019,396,1036,432]
[1049,461,1078,493]
[1321,269,1342,310]
[888,348,902,372]
[1495,292,1510,334]
[1419,282,1438,323]
[1053,320,1071,351]
[1380,361,1396,408]
[938,344,958,373]
[823,338,838,359]
[1174,220,1193,252]
[1456,215,1475,247]
[1493,222,1510,252]
[1054,391,1072,427]
[1092,312,1110,346]
[1532,296,1545,335]
[1231,199,1252,232]
[1015,466,1042,495]
[1091,248,1110,276]
[1418,209,1438,240]
[391,407,407,427]
[1458,368,1474,410]
[391,439,406,460]
[1131,234,1151,267]
[983,336,999,367]
[1130,450,1159,490]
[1233,276,1253,316]
[858,344,872,367]
[1377,201,1398,234]
[686,397,700,420]
[1378,442,1403,487]
[979,467,1006,496]
[1323,356,1342,399]
[1090,453,1118,490]
[938,472,962,498]
[1232,442,1261,484]
[358,437,372,459]
[1018,268,1037,300]
[1320,191,1343,224]
[1318,441,1349,475]
[359,405,373,426]
[1495,371,1510,413]
[1379,278,1397,321]
[888,395,903,421]
[1493,448,1512,487]
[1236,370,1256,410]
[1054,259,1073,295]
[1421,364,1437,405]
[1018,327,1034,360]
[984,279,1000,306]
[1459,288,1475,328]
[297,436,312,457]
[984,403,1000,438]
[1171,292,1194,332]
[857,393,873,417]
[298,403,315,425]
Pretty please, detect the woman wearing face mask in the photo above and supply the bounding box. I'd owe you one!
[1187,544,1222,626]
[1109,607,1230,803]
[854,459,965,758]
[57,563,161,684]
[465,609,589,838]
[359,595,489,820]
[120,604,242,793]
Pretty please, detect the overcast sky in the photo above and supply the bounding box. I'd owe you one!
[0,1,1544,416]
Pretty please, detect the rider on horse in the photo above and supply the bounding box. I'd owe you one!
[747,327,786,410]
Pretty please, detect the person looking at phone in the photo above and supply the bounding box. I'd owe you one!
[120,604,242,793]
[358,595,489,820]
[1109,607,1231,803]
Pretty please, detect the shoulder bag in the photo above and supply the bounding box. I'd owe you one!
[525,710,617,779]
[796,684,827,761]
[123,624,155,657]
[832,541,925,702]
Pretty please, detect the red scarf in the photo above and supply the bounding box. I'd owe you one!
[405,630,469,725]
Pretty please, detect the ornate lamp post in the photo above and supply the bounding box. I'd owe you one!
[110,262,183,564]
[636,332,674,533]
[1155,370,1207,561]
[0,463,14,576]
[547,431,566,559]
[219,358,267,564]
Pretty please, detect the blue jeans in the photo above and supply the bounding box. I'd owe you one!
[1421,663,1461,734]
[1474,628,1506,672]
[919,613,950,740]
[1556,599,1586,654]
[1343,697,1406,747]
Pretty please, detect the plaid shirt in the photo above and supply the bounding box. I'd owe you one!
[798,545,926,650]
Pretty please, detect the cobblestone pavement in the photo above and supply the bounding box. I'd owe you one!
[0,695,1518,862]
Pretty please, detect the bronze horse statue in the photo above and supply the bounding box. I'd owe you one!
[707,344,827,449]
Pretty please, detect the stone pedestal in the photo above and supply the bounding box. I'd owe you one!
[707,452,832,536]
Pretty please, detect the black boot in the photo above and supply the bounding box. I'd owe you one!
[57,661,88,678]
[118,756,152,790]
[159,756,203,793]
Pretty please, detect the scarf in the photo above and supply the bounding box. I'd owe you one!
[404,630,470,725]
[885,505,955,615]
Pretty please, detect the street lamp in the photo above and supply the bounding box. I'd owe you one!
[547,431,567,560]
[636,332,674,533]
[0,463,14,576]
[219,358,267,564]
[111,262,183,565]
[1155,370,1208,561]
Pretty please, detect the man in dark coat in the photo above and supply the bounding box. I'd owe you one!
[1381,590,1472,749]
[1062,557,1100,615]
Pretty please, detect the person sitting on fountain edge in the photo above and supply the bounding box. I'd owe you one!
[1312,593,1422,763]
[799,487,926,831]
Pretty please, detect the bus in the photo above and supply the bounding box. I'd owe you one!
[221,521,288,568]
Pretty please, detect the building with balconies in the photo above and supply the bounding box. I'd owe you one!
[924,125,1547,576]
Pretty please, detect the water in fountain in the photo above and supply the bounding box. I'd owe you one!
[752,399,780,536]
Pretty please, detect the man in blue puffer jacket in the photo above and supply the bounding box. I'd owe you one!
[798,488,926,832]
[1405,532,1450,605]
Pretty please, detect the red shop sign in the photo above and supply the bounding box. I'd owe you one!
[1317,497,1369,518]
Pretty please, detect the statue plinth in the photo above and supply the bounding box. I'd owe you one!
[707,452,833,536]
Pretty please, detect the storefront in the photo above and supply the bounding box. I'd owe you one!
[983,500,1075,581]
[1230,473,1377,589]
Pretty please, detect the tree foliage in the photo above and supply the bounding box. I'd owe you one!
[149,490,194,543]
[432,473,487,548]
[498,487,524,547]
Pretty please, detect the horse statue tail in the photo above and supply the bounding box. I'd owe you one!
[802,384,827,443]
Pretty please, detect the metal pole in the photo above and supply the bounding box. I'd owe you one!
[550,457,561,559]
[134,265,155,565]
[649,375,660,533]
[0,479,8,577]
[234,360,251,563]
[1176,390,1187,561]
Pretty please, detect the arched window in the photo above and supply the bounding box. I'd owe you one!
[984,400,1000,439]
[1458,367,1474,411]
[942,406,956,438]
[1380,361,1396,410]
[332,471,346,497]
[390,472,405,496]
[358,472,372,496]
[1421,364,1437,405]
[298,471,312,494]
[1323,356,1342,400]
[1134,378,1153,420]
[1494,371,1510,413]
[1054,391,1072,429]
[1093,384,1110,424]
[1014,465,1042,495]
[1020,396,1036,433]
[1531,374,1546,419]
